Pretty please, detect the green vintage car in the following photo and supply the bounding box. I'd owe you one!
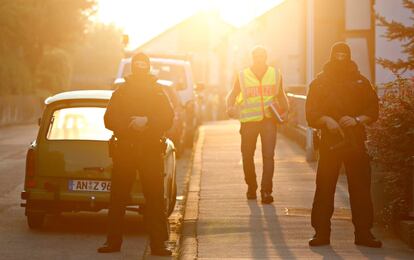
[21,90,177,229]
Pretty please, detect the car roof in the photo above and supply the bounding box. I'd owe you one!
[113,78,174,87]
[45,90,113,105]
[121,57,189,66]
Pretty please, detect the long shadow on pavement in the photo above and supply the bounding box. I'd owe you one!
[263,204,295,259]
[310,246,344,259]
[247,202,296,259]
[248,201,268,259]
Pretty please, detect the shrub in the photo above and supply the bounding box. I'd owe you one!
[367,77,414,225]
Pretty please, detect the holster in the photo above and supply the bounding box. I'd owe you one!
[328,132,365,155]
[312,129,321,150]
[108,135,118,158]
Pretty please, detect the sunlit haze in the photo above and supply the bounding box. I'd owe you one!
[97,0,285,49]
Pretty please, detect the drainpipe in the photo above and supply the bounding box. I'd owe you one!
[305,0,316,162]
[411,167,414,218]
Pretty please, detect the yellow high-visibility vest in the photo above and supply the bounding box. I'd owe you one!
[236,66,281,123]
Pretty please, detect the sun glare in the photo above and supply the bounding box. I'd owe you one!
[205,0,285,27]
[97,0,285,49]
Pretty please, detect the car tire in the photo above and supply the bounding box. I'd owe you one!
[167,181,177,216]
[27,212,45,229]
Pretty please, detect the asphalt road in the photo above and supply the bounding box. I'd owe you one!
[0,124,190,260]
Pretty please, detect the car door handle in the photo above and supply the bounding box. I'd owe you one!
[84,167,104,172]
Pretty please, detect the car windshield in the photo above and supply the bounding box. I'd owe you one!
[47,107,112,141]
[122,61,188,90]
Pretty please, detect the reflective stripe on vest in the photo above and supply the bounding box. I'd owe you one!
[237,66,281,123]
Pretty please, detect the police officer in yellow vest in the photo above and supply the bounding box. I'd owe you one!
[226,46,289,203]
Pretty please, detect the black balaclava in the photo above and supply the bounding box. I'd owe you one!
[330,42,351,62]
[131,52,150,76]
[328,42,353,77]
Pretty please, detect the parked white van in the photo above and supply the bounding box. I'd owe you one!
[114,57,202,154]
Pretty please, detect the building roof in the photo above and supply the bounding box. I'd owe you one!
[45,90,113,105]
[134,11,235,53]
[133,2,286,53]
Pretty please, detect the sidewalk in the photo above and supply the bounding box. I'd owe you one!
[180,120,414,259]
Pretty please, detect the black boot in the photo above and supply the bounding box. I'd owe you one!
[261,191,274,204]
[246,185,257,200]
[151,247,172,256]
[97,242,121,253]
[355,231,382,248]
[309,233,330,246]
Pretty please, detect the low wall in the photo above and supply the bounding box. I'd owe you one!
[281,92,316,161]
[0,96,43,127]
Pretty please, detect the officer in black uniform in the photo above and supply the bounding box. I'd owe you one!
[306,42,382,248]
[98,52,174,256]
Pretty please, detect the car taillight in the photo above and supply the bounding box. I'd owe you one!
[26,149,35,178]
[26,179,36,188]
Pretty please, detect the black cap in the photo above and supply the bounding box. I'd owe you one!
[131,52,150,69]
[330,42,351,61]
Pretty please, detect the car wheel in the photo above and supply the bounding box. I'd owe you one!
[167,180,177,216]
[166,215,171,239]
[164,148,177,217]
[27,212,45,229]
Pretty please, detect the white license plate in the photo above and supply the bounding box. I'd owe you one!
[68,180,111,192]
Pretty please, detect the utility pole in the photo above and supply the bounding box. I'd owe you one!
[122,34,130,58]
[305,0,316,161]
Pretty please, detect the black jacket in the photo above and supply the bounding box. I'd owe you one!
[104,74,174,147]
[306,61,379,143]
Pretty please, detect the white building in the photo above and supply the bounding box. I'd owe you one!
[375,0,413,85]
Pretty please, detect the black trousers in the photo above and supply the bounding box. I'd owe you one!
[311,142,374,236]
[106,148,168,250]
[240,118,277,193]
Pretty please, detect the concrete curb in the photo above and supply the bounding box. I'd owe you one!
[177,127,205,260]
[142,130,204,260]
